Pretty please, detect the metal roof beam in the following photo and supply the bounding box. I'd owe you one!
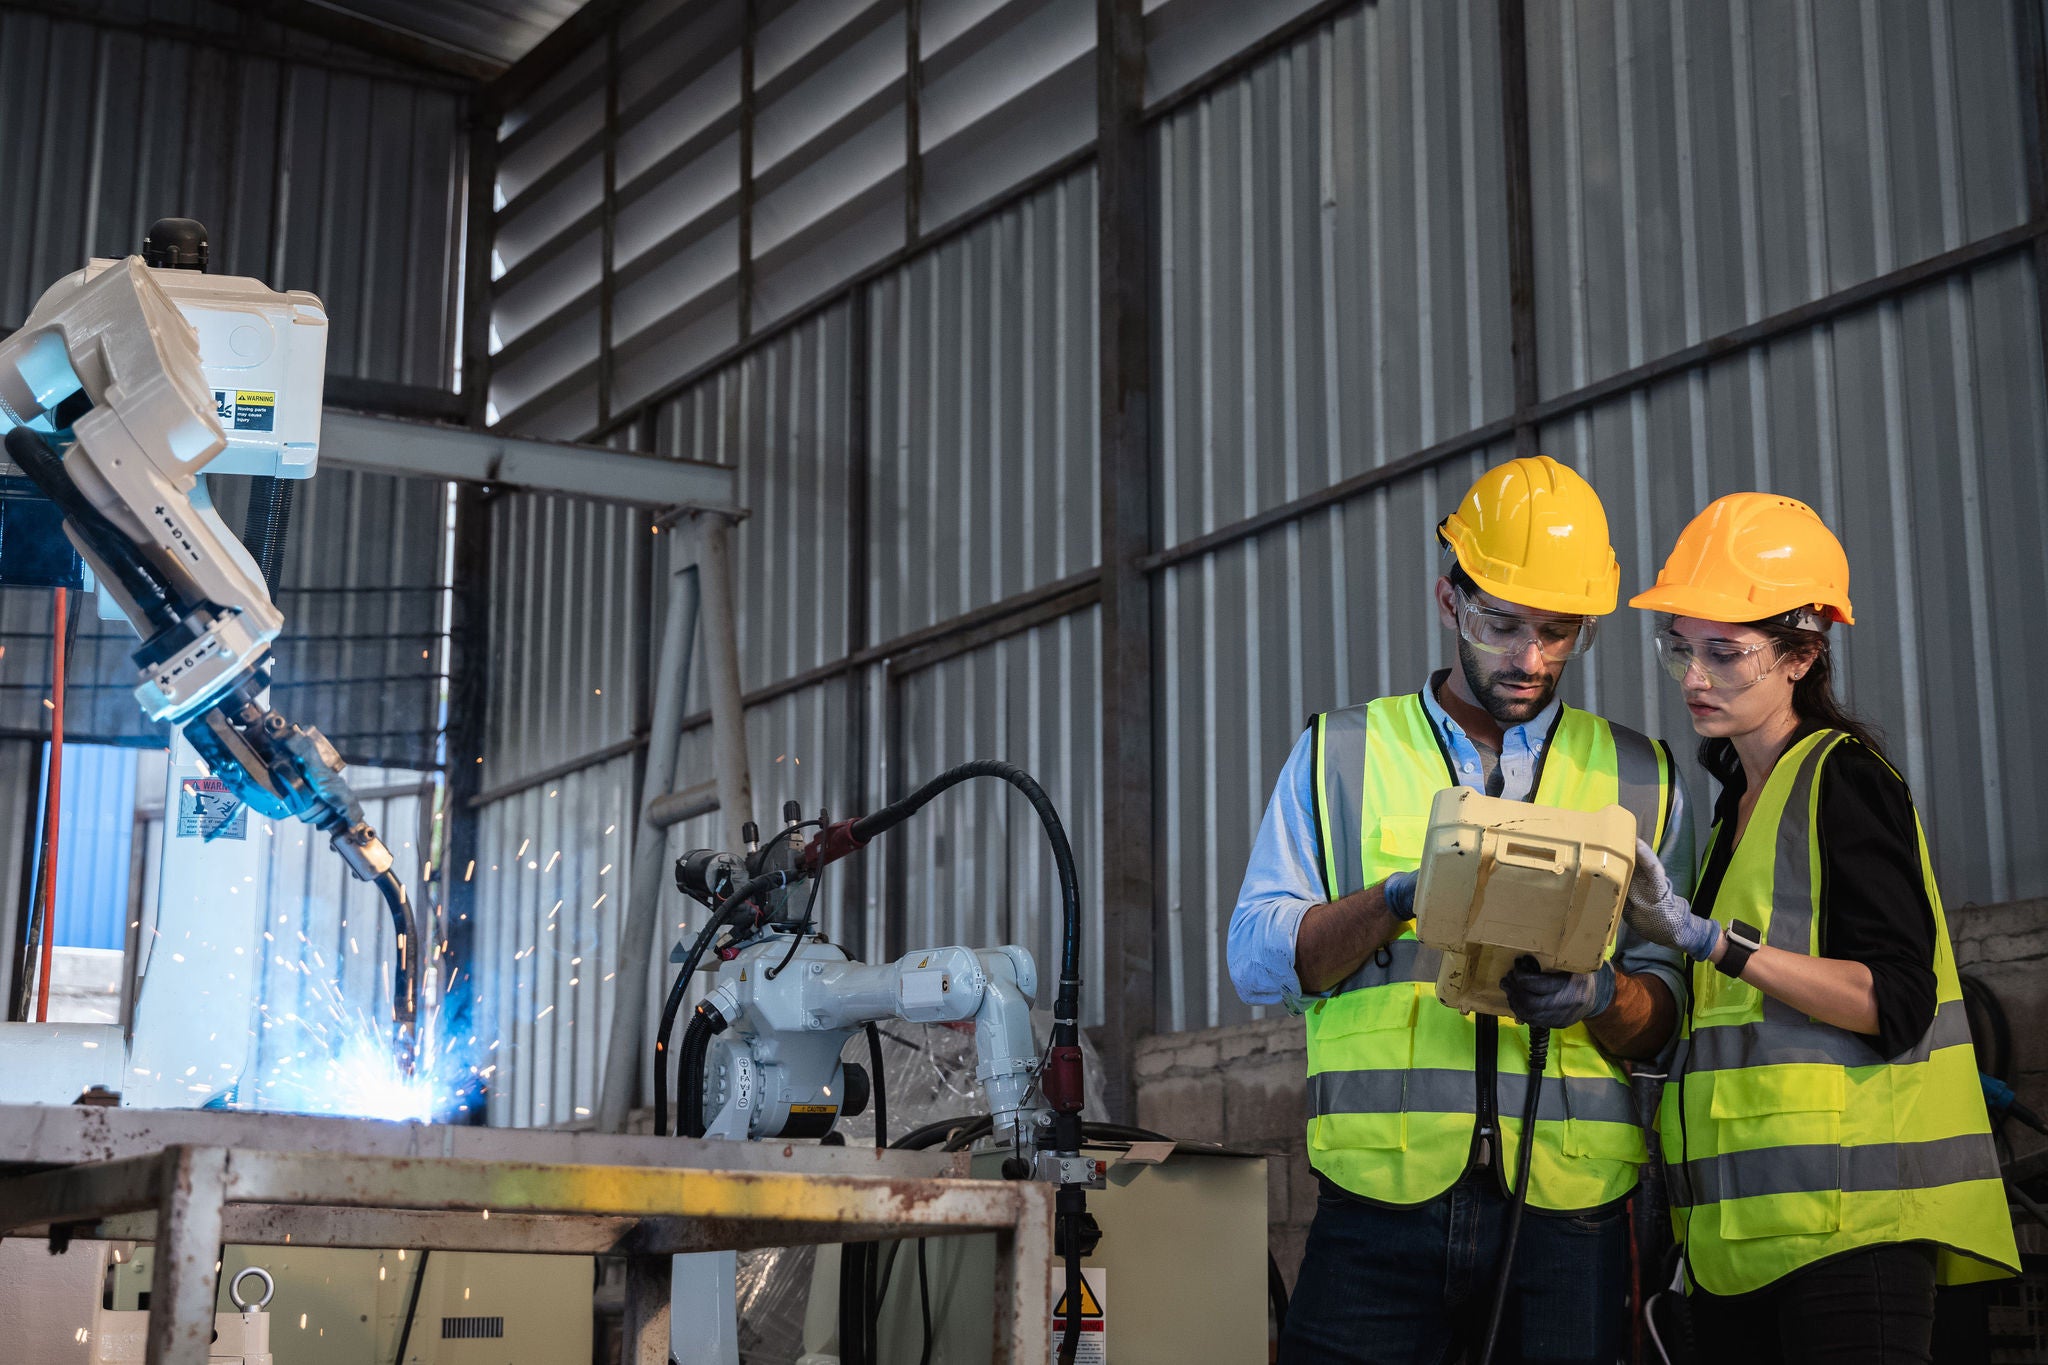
[219,0,505,82]
[318,409,741,512]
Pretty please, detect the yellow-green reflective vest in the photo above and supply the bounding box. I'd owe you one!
[1305,692,1676,1211]
[1657,729,2019,1295]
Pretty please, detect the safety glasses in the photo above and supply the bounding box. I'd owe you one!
[1453,589,1598,662]
[1653,630,1780,691]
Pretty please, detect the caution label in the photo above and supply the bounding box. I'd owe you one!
[176,777,246,841]
[213,389,276,432]
[1050,1268,1105,1365]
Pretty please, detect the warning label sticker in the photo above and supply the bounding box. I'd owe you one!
[213,389,277,433]
[1050,1268,1105,1365]
[176,777,246,841]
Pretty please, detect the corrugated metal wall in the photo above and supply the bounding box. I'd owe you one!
[867,171,1099,639]
[1152,0,2048,1031]
[0,738,42,1003]
[44,743,137,952]
[0,472,452,766]
[471,0,2048,1114]
[0,0,470,986]
[0,3,467,385]
[484,0,1335,443]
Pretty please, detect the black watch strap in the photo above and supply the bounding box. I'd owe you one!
[1713,919,1763,979]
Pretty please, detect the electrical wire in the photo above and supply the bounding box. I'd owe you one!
[391,1249,431,1365]
[1477,1025,1549,1365]
[652,868,793,1137]
[766,870,825,979]
[864,1022,887,1148]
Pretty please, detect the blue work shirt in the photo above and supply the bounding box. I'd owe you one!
[1228,672,1692,1013]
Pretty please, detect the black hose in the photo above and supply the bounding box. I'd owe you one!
[677,1011,715,1139]
[240,476,295,592]
[651,869,792,1136]
[916,1238,934,1365]
[1478,1026,1550,1365]
[1268,1249,1291,1340]
[864,1022,887,1148]
[391,1248,431,1365]
[372,869,418,1072]
[850,760,1082,1033]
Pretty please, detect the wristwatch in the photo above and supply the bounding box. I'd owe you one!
[1714,919,1764,979]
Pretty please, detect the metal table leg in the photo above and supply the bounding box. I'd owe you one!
[623,1253,672,1365]
[145,1148,228,1365]
[992,1190,1054,1365]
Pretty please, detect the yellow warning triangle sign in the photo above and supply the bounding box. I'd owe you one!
[1052,1277,1103,1319]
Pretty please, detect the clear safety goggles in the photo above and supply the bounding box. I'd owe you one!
[1654,631,1781,691]
[1453,589,1598,662]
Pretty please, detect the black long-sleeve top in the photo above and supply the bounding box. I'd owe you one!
[1691,739,1938,1059]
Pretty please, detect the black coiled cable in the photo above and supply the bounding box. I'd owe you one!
[1478,1025,1550,1365]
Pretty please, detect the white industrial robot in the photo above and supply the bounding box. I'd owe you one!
[0,226,418,1090]
[658,778,1103,1365]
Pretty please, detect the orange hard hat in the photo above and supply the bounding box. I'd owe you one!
[1629,492,1854,625]
[1437,456,1620,616]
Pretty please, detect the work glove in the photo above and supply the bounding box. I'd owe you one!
[1623,838,1722,961]
[1382,870,1418,921]
[1500,956,1615,1027]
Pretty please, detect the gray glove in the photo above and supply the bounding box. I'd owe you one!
[1623,838,1721,961]
[1382,870,1418,921]
[1501,956,1615,1027]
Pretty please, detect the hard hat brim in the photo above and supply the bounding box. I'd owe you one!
[1628,582,1854,626]
[1463,561,1618,617]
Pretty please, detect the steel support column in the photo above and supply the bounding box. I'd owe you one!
[599,538,700,1132]
[1497,0,1540,459]
[2015,0,2048,406]
[1094,0,1154,1122]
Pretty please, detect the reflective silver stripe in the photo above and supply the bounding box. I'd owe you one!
[1309,1067,1636,1127]
[1610,723,1667,848]
[1672,1132,2002,1208]
[1317,705,1371,899]
[1328,937,1431,995]
[1685,1000,1976,1074]
[1756,733,1843,960]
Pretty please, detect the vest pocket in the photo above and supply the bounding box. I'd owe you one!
[1708,1066,1846,1239]
[1556,1034,1648,1161]
[1305,986,1420,1154]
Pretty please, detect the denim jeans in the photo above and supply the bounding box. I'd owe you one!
[1687,1242,1937,1365]
[1278,1169,1630,1365]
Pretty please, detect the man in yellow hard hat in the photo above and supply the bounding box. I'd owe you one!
[1231,455,1694,1363]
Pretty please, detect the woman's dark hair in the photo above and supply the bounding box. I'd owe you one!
[1695,614,1890,786]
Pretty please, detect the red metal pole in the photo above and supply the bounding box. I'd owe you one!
[35,585,66,1023]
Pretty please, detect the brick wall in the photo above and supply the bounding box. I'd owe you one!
[1134,896,2048,1280]
[1134,1014,1314,1290]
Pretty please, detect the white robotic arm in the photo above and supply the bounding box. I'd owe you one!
[0,254,419,1050]
[692,939,1049,1152]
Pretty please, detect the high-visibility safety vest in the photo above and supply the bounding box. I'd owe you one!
[1305,692,1676,1211]
[1658,729,2018,1294]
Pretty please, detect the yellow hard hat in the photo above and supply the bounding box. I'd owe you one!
[1437,456,1619,616]
[1629,492,1854,625]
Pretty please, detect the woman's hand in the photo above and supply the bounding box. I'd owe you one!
[1623,839,1722,961]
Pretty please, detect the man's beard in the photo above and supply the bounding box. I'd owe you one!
[1456,638,1561,726]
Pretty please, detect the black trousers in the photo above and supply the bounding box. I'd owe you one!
[1687,1242,1937,1365]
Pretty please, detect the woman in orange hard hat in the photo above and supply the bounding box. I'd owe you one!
[1619,492,2016,1362]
